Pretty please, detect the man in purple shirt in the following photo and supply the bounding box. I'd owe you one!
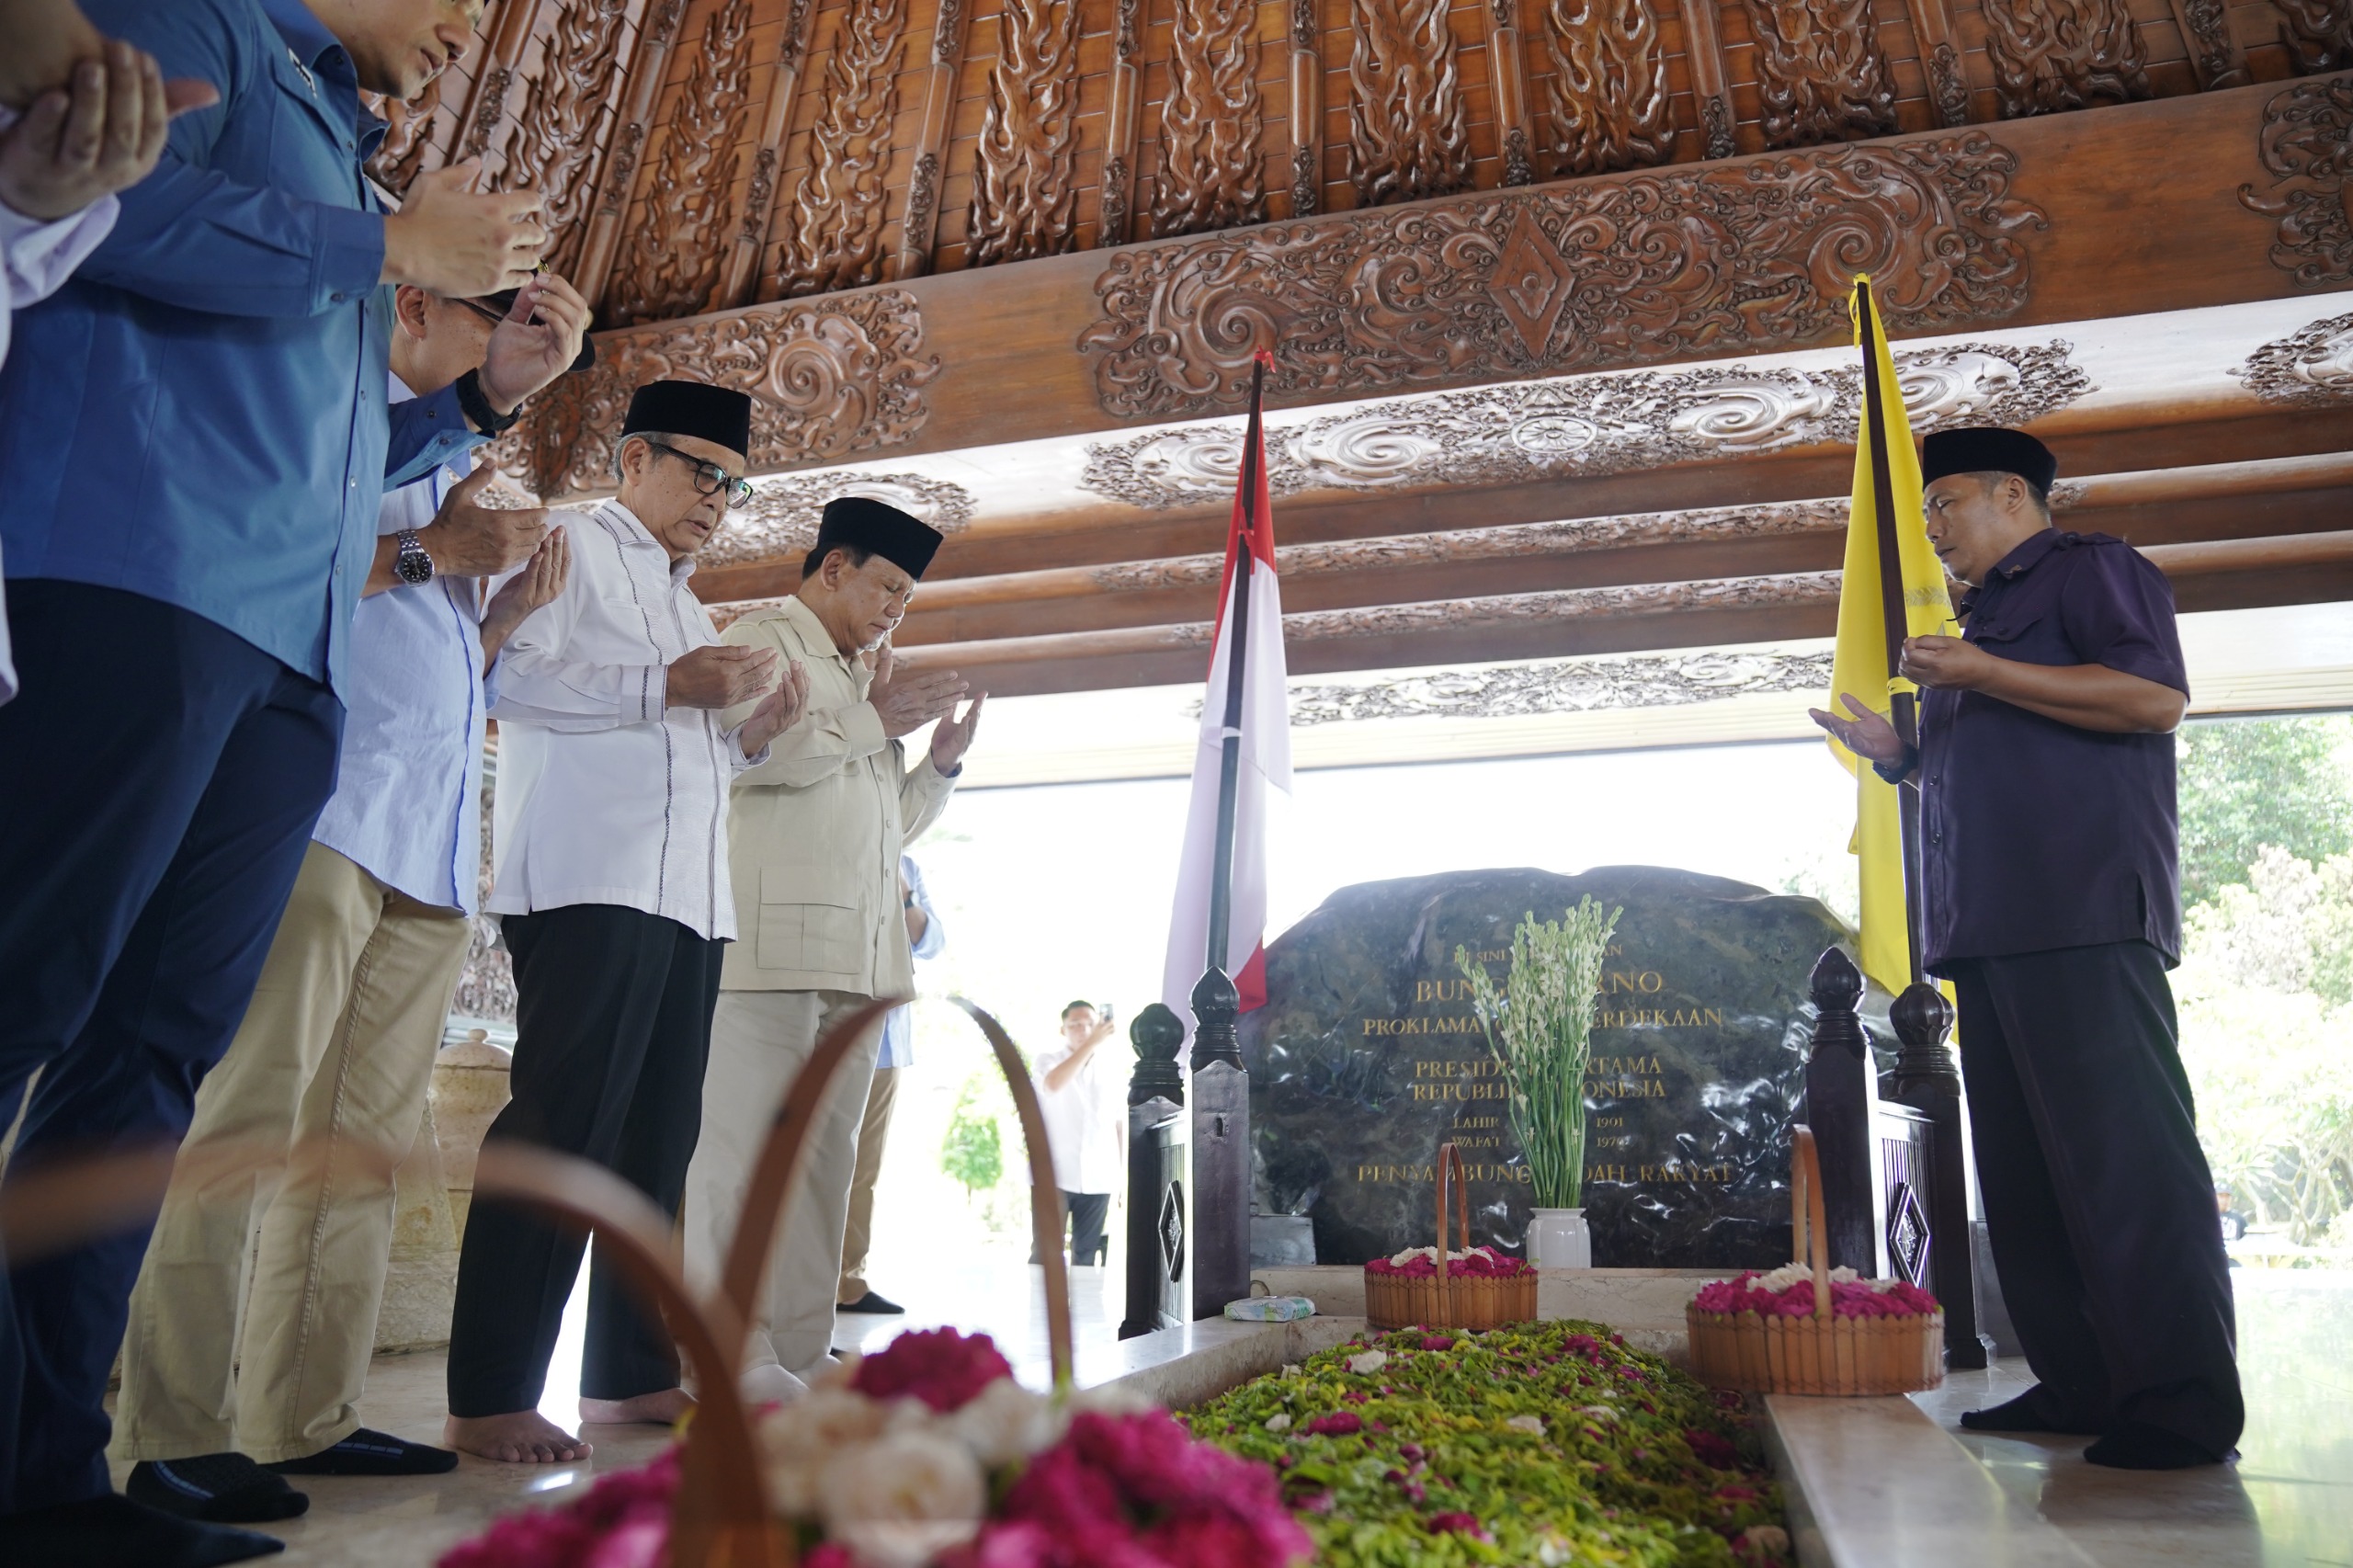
[1813,426,2242,1471]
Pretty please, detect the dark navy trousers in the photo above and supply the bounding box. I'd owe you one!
[0,580,342,1511]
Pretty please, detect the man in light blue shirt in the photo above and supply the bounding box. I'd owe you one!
[0,0,582,1553]
[115,283,575,1523]
[837,854,945,1316]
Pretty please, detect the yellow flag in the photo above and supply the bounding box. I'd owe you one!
[1825,278,1958,994]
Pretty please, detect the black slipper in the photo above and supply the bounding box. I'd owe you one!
[838,1290,905,1314]
[0,1492,284,1567]
[1958,1390,2101,1435]
[2084,1423,2231,1470]
[127,1455,309,1524]
[265,1427,460,1476]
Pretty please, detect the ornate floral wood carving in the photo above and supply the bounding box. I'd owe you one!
[1346,0,1473,206]
[2240,77,2353,287]
[1082,342,2084,505]
[2233,311,2353,403]
[1743,0,1898,148]
[603,0,757,326]
[502,0,629,277]
[1282,647,1839,724]
[1981,0,2149,119]
[2277,0,2353,73]
[365,74,441,196]
[1082,135,2045,419]
[460,65,513,160]
[1092,501,1851,590]
[1540,0,1673,177]
[968,0,1083,267]
[1263,571,1843,648]
[496,290,939,499]
[2171,0,2246,89]
[1290,148,1321,217]
[703,472,975,566]
[1927,41,1969,127]
[1152,0,1267,238]
[775,0,907,298]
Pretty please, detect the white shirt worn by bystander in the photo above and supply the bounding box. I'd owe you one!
[1035,1039,1129,1196]
[0,105,119,703]
[487,497,769,940]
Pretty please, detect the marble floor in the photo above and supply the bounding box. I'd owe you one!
[98,1266,2350,1566]
[1909,1269,2353,1568]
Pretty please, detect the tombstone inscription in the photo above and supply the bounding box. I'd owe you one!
[1241,866,1885,1268]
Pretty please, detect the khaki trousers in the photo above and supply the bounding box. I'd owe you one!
[836,1065,899,1302]
[685,990,876,1378]
[113,843,472,1462]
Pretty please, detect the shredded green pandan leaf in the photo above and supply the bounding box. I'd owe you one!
[1186,1321,1790,1568]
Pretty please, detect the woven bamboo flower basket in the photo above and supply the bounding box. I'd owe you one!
[1364,1142,1539,1332]
[1685,1127,1944,1396]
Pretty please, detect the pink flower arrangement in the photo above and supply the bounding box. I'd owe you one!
[850,1326,1014,1412]
[1691,1267,1939,1320]
[1365,1244,1533,1279]
[439,1331,1308,1568]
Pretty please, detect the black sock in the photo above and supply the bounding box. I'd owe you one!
[2084,1423,2229,1470]
[0,1494,284,1568]
[127,1456,309,1524]
[1958,1390,2101,1435]
[264,1427,460,1477]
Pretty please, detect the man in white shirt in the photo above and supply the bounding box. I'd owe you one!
[1035,1002,1127,1268]
[685,499,979,1403]
[836,853,945,1316]
[447,381,806,1466]
[110,284,582,1522]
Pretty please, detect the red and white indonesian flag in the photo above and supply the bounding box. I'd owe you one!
[1162,357,1292,1043]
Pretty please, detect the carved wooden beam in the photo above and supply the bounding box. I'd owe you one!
[895,0,977,278]
[1676,0,1739,159]
[1100,0,1144,245]
[1982,0,2151,119]
[502,0,632,277]
[455,0,545,164]
[1900,0,1973,129]
[1151,0,1267,236]
[575,0,690,308]
[722,0,819,308]
[967,0,1083,267]
[1484,0,1535,187]
[2166,0,2251,92]
[1288,0,1325,217]
[603,0,759,325]
[1538,0,1675,177]
[2277,0,2353,74]
[1346,0,1472,205]
[766,0,907,300]
[1742,0,1898,150]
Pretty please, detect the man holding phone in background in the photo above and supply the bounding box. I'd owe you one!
[1035,1000,1126,1269]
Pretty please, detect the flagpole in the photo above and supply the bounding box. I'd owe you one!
[1189,355,1266,1074]
[1856,278,1927,986]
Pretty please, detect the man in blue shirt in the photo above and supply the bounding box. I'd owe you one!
[0,0,585,1557]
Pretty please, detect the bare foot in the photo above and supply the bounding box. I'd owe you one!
[444,1410,594,1463]
[580,1386,696,1426]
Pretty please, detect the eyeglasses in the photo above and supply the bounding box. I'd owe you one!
[641,439,755,508]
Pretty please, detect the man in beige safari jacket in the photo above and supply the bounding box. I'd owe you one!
[683,496,982,1401]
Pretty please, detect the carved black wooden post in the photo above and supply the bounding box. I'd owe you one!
[1188,971,1250,1321]
[1120,1004,1189,1339]
[1887,982,1994,1369]
[1802,947,1882,1275]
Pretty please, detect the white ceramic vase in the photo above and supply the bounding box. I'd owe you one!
[1529,1206,1592,1269]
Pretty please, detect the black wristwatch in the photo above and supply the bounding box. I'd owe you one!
[1871,745,1920,786]
[454,368,521,436]
[392,528,435,586]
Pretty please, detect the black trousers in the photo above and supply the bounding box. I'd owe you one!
[1063,1191,1110,1267]
[0,582,341,1510]
[446,904,723,1415]
[1950,940,2244,1457]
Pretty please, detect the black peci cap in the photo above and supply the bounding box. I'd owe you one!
[622,380,753,460]
[813,494,944,580]
[1920,426,2058,493]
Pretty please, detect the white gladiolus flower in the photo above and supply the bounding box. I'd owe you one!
[758,1387,904,1515]
[944,1377,1066,1467]
[818,1430,988,1568]
[1264,1412,1292,1433]
[1506,1414,1545,1435]
[1347,1350,1389,1375]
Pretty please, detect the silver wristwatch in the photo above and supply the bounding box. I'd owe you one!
[393,528,435,586]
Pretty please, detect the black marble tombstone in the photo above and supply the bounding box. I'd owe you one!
[1240,866,1888,1268]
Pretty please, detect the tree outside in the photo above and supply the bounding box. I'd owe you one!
[2177,714,2353,910]
[940,1073,1006,1203]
